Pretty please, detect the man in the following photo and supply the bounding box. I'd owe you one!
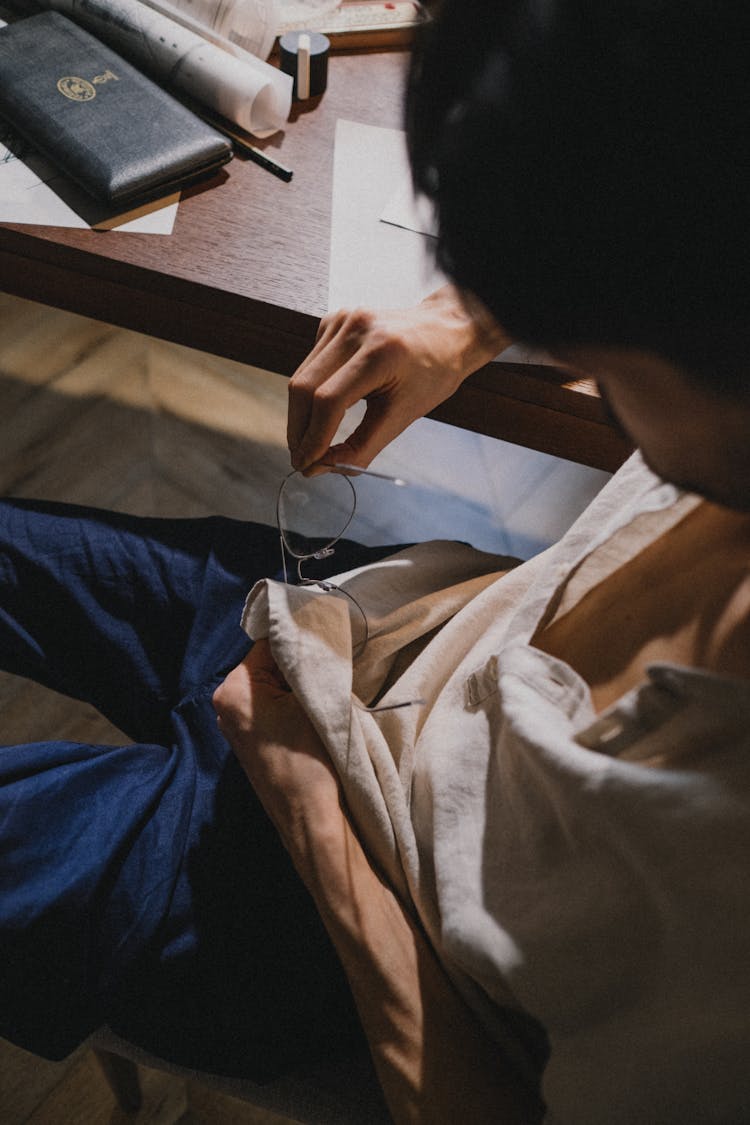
[2,2,749,1122]
[216,1,750,1121]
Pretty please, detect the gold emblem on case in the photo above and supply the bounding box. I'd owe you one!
[57,76,97,102]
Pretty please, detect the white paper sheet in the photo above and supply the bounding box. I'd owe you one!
[329,118,551,366]
[380,172,437,237]
[328,119,446,311]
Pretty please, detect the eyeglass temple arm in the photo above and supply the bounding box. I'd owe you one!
[330,462,408,487]
[280,532,290,584]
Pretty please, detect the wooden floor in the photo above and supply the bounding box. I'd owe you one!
[0,290,610,1123]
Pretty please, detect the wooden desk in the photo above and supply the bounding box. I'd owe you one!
[0,49,631,472]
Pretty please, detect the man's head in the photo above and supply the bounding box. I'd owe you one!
[406,1,750,505]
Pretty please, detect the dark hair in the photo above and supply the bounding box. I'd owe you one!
[406,0,750,392]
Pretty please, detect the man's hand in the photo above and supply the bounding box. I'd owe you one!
[213,640,342,864]
[287,285,510,473]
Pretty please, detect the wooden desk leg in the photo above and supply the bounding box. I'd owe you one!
[92,1048,143,1114]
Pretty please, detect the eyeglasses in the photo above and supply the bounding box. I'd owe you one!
[276,462,406,652]
[276,463,422,711]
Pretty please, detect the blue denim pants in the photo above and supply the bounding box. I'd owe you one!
[0,497,397,1079]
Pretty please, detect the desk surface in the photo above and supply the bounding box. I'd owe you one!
[0,49,631,471]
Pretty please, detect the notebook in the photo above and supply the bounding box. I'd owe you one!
[0,11,233,207]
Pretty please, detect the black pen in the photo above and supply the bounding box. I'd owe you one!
[226,129,294,182]
[195,109,294,182]
[240,142,294,183]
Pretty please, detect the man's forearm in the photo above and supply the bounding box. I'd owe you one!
[213,648,541,1123]
[418,284,511,378]
[295,812,542,1125]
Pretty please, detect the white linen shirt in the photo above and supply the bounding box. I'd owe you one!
[242,453,750,1124]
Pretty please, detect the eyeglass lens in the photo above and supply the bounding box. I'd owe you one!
[277,470,356,559]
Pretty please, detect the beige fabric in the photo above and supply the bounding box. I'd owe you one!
[242,453,750,1124]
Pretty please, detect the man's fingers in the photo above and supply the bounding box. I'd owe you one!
[321,400,400,471]
[287,340,359,461]
[213,642,290,729]
[287,308,387,465]
[289,389,348,471]
[290,352,386,470]
[286,311,362,452]
[246,639,290,691]
[245,637,275,672]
